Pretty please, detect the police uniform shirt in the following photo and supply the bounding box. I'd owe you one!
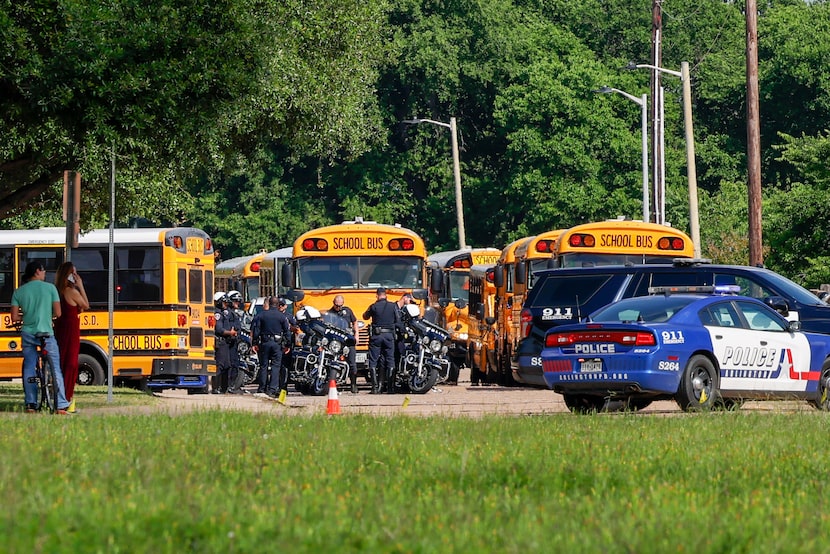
[331,305,357,331]
[363,299,399,328]
[215,308,230,341]
[254,308,290,343]
[224,307,242,337]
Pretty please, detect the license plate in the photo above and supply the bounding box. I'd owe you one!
[356,352,367,364]
[580,360,603,373]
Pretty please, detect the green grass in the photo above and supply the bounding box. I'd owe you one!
[0,382,158,413]
[1,400,829,553]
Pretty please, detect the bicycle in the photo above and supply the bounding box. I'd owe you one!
[9,323,59,413]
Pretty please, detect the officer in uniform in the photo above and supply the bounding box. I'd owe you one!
[251,296,291,399]
[213,293,239,394]
[330,294,360,393]
[277,297,300,388]
[362,287,400,394]
[394,293,413,371]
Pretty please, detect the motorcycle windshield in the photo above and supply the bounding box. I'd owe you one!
[322,311,353,335]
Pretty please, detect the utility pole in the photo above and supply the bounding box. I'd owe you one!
[650,0,664,224]
[746,0,763,266]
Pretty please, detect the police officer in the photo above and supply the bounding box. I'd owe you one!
[362,287,400,394]
[251,296,291,400]
[277,297,300,391]
[330,294,360,393]
[213,293,241,394]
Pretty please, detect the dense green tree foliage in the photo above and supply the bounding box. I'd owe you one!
[5,0,830,288]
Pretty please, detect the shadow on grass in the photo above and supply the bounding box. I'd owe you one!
[0,382,157,413]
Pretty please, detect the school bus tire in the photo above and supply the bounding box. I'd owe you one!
[78,353,106,386]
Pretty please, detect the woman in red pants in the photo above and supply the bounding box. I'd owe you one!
[54,262,90,413]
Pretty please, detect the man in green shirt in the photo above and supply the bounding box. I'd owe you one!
[11,261,70,414]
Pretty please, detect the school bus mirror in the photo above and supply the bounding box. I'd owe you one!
[493,266,504,288]
[546,257,556,269]
[454,298,467,310]
[438,298,451,309]
[281,262,294,288]
[429,268,444,293]
[515,261,527,285]
[411,288,429,301]
[485,316,496,326]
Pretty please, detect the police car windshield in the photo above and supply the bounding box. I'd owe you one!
[591,295,700,323]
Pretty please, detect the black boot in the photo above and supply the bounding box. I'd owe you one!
[350,375,358,394]
[386,370,395,394]
[369,368,380,394]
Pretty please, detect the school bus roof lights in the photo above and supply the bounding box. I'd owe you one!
[657,236,687,251]
[568,233,596,248]
[534,239,556,253]
[250,261,261,272]
[388,238,415,251]
[452,259,471,269]
[302,238,329,251]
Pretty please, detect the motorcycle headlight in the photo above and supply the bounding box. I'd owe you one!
[421,336,430,345]
[329,340,343,354]
[441,345,448,355]
[429,339,443,353]
[321,337,329,346]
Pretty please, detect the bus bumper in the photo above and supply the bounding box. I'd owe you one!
[147,359,213,390]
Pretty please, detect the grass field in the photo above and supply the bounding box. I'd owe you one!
[2,387,829,553]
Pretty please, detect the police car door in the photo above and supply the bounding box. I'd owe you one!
[734,300,812,393]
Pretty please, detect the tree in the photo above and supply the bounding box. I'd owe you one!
[0,0,389,225]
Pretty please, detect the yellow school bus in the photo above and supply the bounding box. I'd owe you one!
[465,263,498,385]
[553,219,693,267]
[426,247,500,381]
[214,250,266,307]
[0,227,215,391]
[488,236,534,384]
[282,220,428,370]
[258,247,293,299]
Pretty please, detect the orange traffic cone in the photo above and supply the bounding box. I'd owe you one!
[326,380,341,415]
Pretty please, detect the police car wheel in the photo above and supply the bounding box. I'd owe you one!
[676,355,717,412]
[563,393,605,414]
[811,362,830,411]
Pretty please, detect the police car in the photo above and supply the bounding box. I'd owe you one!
[541,286,830,413]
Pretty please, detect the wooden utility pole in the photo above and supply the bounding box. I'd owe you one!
[650,0,664,224]
[746,0,763,266]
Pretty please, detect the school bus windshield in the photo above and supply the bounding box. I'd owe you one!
[297,256,424,290]
[558,252,684,268]
[447,272,470,302]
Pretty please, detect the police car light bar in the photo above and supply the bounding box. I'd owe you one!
[648,285,715,295]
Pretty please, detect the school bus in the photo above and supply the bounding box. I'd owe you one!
[257,247,293,299]
[0,227,215,391]
[552,219,693,267]
[282,220,428,372]
[487,236,534,385]
[464,263,498,385]
[427,247,500,381]
[214,250,267,308]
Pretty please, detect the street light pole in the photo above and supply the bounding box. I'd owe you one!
[594,86,649,222]
[403,117,467,249]
[626,61,701,258]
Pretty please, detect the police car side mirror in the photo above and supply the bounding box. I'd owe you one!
[788,320,802,332]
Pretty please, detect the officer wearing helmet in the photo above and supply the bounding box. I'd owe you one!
[213,292,243,394]
[251,296,291,401]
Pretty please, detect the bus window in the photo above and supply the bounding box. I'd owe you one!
[178,268,187,303]
[205,269,214,300]
[19,248,63,284]
[189,268,204,303]
[0,248,13,304]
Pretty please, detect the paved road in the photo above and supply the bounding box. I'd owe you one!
[142,368,811,417]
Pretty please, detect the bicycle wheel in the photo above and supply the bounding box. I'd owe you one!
[41,355,59,414]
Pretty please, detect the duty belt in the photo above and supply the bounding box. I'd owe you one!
[373,326,395,334]
[262,334,282,342]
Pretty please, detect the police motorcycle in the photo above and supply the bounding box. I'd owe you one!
[394,303,452,394]
[226,290,259,386]
[291,305,356,396]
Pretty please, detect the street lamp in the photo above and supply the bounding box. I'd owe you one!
[626,61,701,258]
[593,86,649,223]
[403,117,467,249]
